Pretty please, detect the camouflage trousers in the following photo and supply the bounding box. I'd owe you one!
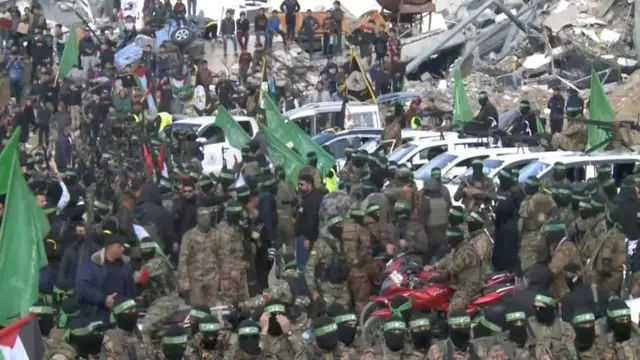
[142,294,181,340]
[321,282,352,310]
[447,289,475,317]
[348,266,372,314]
[218,268,249,304]
[277,214,295,255]
[188,278,218,307]
[551,133,585,152]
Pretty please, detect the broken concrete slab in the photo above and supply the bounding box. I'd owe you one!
[543,6,579,33]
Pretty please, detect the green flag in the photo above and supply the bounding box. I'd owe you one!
[58,26,79,79]
[259,123,306,184]
[215,107,251,149]
[0,129,49,326]
[535,115,545,133]
[262,92,335,176]
[588,68,615,151]
[452,70,474,124]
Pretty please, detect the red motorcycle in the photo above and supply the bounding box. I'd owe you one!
[360,255,516,345]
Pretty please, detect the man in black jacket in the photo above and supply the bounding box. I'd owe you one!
[132,178,176,254]
[78,29,98,78]
[547,87,565,134]
[474,91,499,131]
[56,221,101,286]
[294,172,325,269]
[55,124,72,171]
[256,173,279,291]
[173,178,232,241]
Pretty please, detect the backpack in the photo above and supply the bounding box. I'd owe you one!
[323,237,351,284]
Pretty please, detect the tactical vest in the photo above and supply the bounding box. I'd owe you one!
[341,220,362,266]
[322,237,350,284]
[144,257,177,301]
[105,329,151,359]
[527,318,566,359]
[45,342,76,360]
[423,193,448,229]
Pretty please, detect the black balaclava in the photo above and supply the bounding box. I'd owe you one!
[350,209,366,226]
[352,151,366,168]
[597,165,612,183]
[198,315,221,350]
[447,310,471,350]
[571,308,596,352]
[478,91,488,107]
[327,214,345,240]
[30,302,55,337]
[394,201,411,234]
[389,295,413,324]
[139,237,156,262]
[505,310,528,347]
[219,168,236,189]
[238,320,262,355]
[473,306,505,339]
[498,169,515,191]
[606,209,620,230]
[326,303,357,346]
[344,146,354,161]
[551,185,572,208]
[162,325,189,360]
[264,299,287,336]
[383,315,407,352]
[431,167,443,184]
[67,318,104,358]
[606,297,632,342]
[313,315,340,352]
[552,162,566,182]
[58,298,80,330]
[471,159,484,181]
[523,176,540,196]
[307,151,318,167]
[467,211,485,233]
[189,305,212,336]
[533,291,558,326]
[519,100,530,116]
[409,312,432,351]
[571,183,587,212]
[241,147,251,162]
[579,200,594,220]
[602,179,618,201]
[563,262,583,292]
[449,206,465,227]
[53,281,74,306]
[365,204,381,223]
[224,200,244,225]
[395,165,412,185]
[544,220,566,250]
[112,296,138,332]
[446,226,466,249]
[590,194,606,216]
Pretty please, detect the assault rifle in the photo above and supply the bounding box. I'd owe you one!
[567,118,640,153]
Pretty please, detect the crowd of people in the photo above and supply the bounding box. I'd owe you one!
[1,0,640,359]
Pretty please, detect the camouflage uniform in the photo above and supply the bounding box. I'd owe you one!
[518,193,556,273]
[471,334,502,359]
[215,220,250,304]
[276,179,297,254]
[551,117,588,151]
[585,224,626,294]
[342,217,373,314]
[364,341,409,359]
[526,316,578,359]
[426,339,471,359]
[242,159,262,179]
[294,340,351,359]
[135,250,181,342]
[262,333,306,359]
[362,191,391,226]
[231,349,280,359]
[453,175,495,213]
[550,236,583,298]
[319,191,352,228]
[178,225,219,306]
[486,337,539,360]
[468,227,493,277]
[103,328,152,359]
[304,230,351,307]
[381,120,401,154]
[416,179,450,265]
[440,240,483,317]
[44,342,80,360]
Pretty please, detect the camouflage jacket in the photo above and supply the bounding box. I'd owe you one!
[262,333,306,359]
[178,227,219,291]
[404,220,428,256]
[294,340,351,359]
[103,328,152,360]
[526,317,577,360]
[445,240,483,291]
[361,192,391,226]
[319,191,352,228]
[426,339,471,360]
[276,180,297,217]
[304,230,347,294]
[341,218,372,267]
[468,228,493,274]
[580,213,609,266]
[453,175,495,211]
[585,225,626,283]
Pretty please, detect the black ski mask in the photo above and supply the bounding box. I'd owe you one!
[333,313,357,346]
[498,170,514,191]
[579,201,594,219]
[69,327,105,358]
[112,297,138,332]
[189,306,212,335]
[449,206,465,226]
[471,161,484,181]
[551,186,571,207]
[327,215,344,240]
[409,316,432,350]
[313,316,340,352]
[264,302,287,336]
[238,320,262,355]
[383,317,407,352]
[597,166,612,183]
[544,221,566,250]
[505,311,528,347]
[307,152,318,167]
[198,316,221,350]
[606,299,632,342]
[30,304,55,337]
[552,163,566,182]
[139,239,156,262]
[162,326,189,360]
[446,226,465,249]
[447,312,471,350]
[533,293,557,326]
[524,176,540,196]
[572,311,596,352]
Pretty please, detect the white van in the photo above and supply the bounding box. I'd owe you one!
[388,137,490,171]
[169,116,259,175]
[283,102,382,135]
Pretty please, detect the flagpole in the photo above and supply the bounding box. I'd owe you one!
[349,46,377,104]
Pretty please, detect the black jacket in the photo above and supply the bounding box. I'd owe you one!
[547,94,565,119]
[56,237,101,286]
[135,191,176,252]
[503,264,554,318]
[616,186,639,241]
[295,189,325,242]
[560,284,609,322]
[475,101,499,129]
[258,191,278,249]
[78,37,97,56]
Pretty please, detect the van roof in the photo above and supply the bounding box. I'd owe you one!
[536,153,640,164]
[408,137,487,147]
[445,147,529,157]
[486,151,582,163]
[283,102,378,117]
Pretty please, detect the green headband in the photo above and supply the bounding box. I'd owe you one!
[409,318,431,329]
[314,323,338,336]
[58,310,80,328]
[265,304,285,314]
[199,323,221,332]
[189,309,210,319]
[162,335,188,345]
[446,228,464,237]
[29,305,55,315]
[365,205,380,214]
[139,241,156,250]
[113,299,136,314]
[477,316,502,332]
[448,315,471,326]
[283,258,297,269]
[469,212,484,223]
[534,294,557,307]
[384,321,406,331]
[327,215,344,227]
[544,223,566,232]
[239,327,260,336]
[334,314,357,324]
[390,301,412,315]
[226,205,244,213]
[505,311,526,322]
[572,313,595,324]
[607,308,631,318]
[579,201,592,209]
[449,208,464,217]
[220,172,235,180]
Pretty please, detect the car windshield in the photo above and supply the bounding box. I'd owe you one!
[450,159,504,184]
[415,153,458,180]
[360,139,380,153]
[171,122,202,134]
[312,131,336,145]
[518,161,551,182]
[348,111,378,128]
[388,143,417,162]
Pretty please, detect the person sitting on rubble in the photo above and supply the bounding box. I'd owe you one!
[547,104,588,152]
[473,90,498,131]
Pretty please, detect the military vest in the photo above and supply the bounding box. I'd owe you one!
[341,219,366,267]
[422,192,448,229]
[44,342,76,360]
[527,317,568,359]
[105,328,151,359]
[143,256,177,302]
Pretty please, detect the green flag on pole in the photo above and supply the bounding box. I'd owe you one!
[0,129,49,326]
[262,92,336,176]
[588,68,615,151]
[452,70,474,124]
[215,107,252,149]
[259,123,307,184]
[57,26,79,79]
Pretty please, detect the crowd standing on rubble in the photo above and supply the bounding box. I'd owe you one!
[2,0,640,359]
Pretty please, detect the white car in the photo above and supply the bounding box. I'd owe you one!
[388,137,490,171]
[169,115,259,175]
[517,153,640,184]
[445,151,582,205]
[284,102,383,135]
[413,147,530,190]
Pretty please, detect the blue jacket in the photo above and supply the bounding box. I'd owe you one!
[267,16,280,32]
[75,249,135,323]
[6,60,24,82]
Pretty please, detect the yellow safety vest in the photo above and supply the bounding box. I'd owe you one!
[323,168,338,193]
[133,114,140,123]
[158,112,173,132]
[411,116,422,129]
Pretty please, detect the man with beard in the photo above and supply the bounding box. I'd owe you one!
[362,315,408,359]
[527,291,577,359]
[426,310,473,359]
[296,315,350,359]
[259,299,305,358]
[325,302,361,358]
[103,296,151,358]
[300,151,324,190]
[136,236,180,344]
[570,308,611,358]
[469,306,506,357]
[453,159,495,214]
[188,315,226,359]
[492,170,520,273]
[57,221,101,286]
[518,176,556,275]
[474,91,499,130]
[487,306,536,359]
[296,173,325,269]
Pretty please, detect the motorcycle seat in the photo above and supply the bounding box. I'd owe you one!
[482,282,514,295]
